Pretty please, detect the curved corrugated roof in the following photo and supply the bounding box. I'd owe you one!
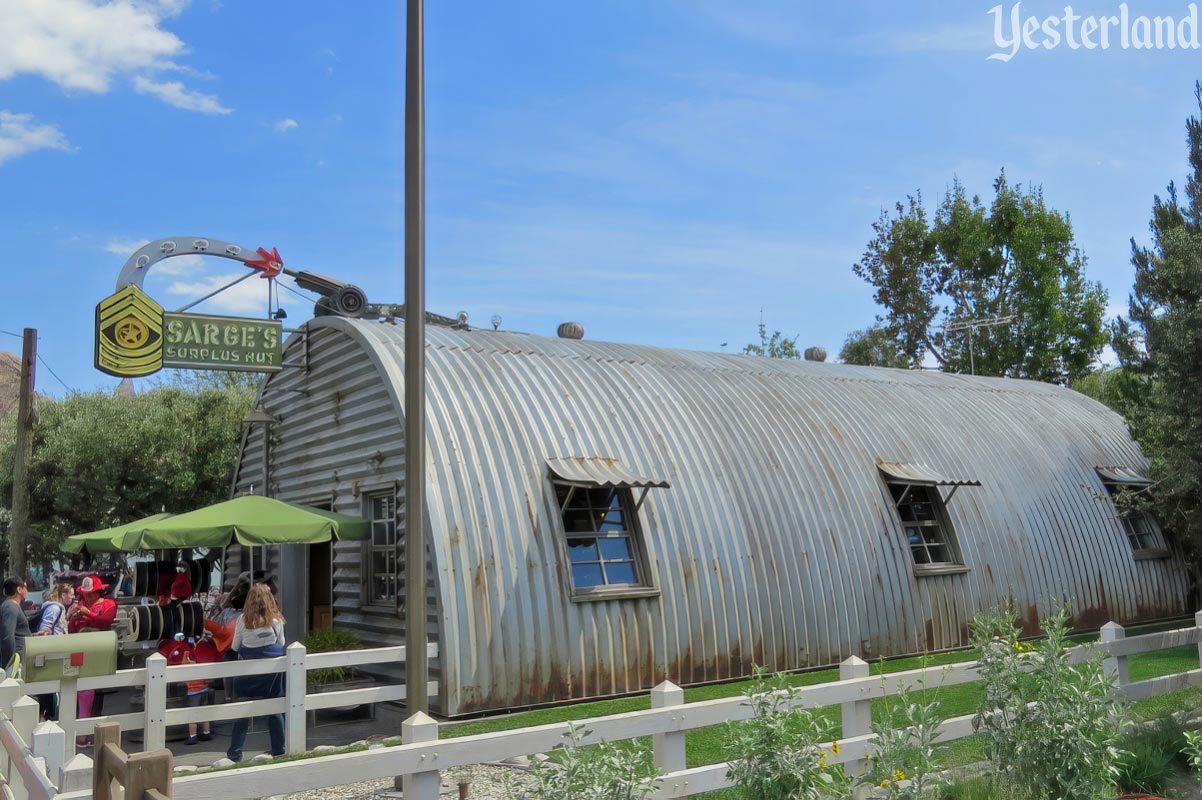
[292,318,1191,714]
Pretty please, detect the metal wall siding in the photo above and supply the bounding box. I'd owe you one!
[235,318,1190,715]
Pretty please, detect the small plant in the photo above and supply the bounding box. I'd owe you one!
[867,678,944,799]
[970,605,1124,800]
[723,667,850,800]
[1183,728,1202,779]
[504,723,660,800]
[936,775,1023,800]
[303,627,363,687]
[1116,715,1185,795]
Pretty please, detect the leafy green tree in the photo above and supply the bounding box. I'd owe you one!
[1117,83,1202,551]
[743,317,801,359]
[0,383,254,567]
[852,172,1108,383]
[839,325,910,368]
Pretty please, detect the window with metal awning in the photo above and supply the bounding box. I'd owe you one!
[877,461,980,573]
[1095,466,1167,558]
[545,458,669,599]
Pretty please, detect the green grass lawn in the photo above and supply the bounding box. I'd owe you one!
[441,623,1202,800]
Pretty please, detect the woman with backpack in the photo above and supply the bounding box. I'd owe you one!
[225,583,286,762]
[32,583,73,720]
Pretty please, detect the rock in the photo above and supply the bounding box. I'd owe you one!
[311,745,338,753]
[173,765,198,774]
[349,739,368,748]
[212,758,236,768]
[251,753,273,763]
[368,743,385,750]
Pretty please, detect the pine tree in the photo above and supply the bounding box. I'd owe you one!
[1122,82,1202,550]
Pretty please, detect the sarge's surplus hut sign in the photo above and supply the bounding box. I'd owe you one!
[96,285,281,378]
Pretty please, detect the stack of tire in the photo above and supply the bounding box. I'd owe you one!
[133,560,211,598]
[126,601,205,643]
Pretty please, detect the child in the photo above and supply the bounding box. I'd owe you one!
[181,649,212,745]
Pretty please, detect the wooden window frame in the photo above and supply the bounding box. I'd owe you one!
[553,482,660,602]
[363,490,399,607]
[885,481,969,576]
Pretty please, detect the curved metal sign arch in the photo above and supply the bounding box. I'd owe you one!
[97,237,284,378]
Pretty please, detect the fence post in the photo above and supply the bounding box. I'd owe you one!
[144,654,168,752]
[1100,621,1128,691]
[1196,610,1202,669]
[650,681,688,797]
[401,712,440,800]
[58,678,77,760]
[125,749,173,800]
[0,678,22,779]
[840,656,871,777]
[58,753,92,793]
[30,721,65,789]
[285,642,307,755]
[92,722,121,800]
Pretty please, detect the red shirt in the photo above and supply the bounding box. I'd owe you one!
[68,597,117,633]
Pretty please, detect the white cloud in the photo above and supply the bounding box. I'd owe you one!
[163,272,273,314]
[0,0,183,91]
[132,76,231,114]
[0,0,229,114]
[104,238,150,255]
[274,118,298,134]
[0,110,71,165]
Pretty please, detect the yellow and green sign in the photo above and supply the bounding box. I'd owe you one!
[95,286,282,378]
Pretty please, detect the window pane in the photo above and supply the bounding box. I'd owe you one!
[926,545,949,563]
[910,545,931,565]
[605,561,637,585]
[599,537,633,561]
[568,538,599,563]
[572,563,605,588]
[373,521,391,546]
[563,508,594,533]
[370,551,396,603]
[922,527,946,545]
[906,527,923,547]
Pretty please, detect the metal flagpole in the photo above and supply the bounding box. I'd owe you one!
[403,0,429,715]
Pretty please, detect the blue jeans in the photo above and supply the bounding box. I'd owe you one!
[227,711,284,762]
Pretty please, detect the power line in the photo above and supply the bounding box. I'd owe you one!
[36,354,72,392]
[278,280,320,305]
[0,330,24,339]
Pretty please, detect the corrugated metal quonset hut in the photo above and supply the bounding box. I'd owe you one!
[232,316,1194,716]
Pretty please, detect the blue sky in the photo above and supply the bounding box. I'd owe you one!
[2,0,1201,393]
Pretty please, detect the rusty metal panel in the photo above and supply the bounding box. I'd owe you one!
[233,318,1193,716]
[546,457,670,488]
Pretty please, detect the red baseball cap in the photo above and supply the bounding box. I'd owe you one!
[79,575,109,593]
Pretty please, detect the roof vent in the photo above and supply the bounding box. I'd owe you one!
[557,322,584,340]
[804,347,827,362]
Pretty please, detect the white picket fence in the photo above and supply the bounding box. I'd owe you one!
[19,642,439,770]
[1,615,1200,800]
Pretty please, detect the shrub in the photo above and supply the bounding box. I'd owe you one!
[504,722,660,800]
[868,679,944,799]
[936,775,1023,800]
[969,606,1124,800]
[302,627,363,687]
[723,667,849,800]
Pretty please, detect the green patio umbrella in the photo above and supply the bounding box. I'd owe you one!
[62,513,175,555]
[127,495,370,550]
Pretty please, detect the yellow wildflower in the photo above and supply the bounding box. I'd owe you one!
[830,742,841,755]
[880,780,891,788]
[818,759,827,769]
[893,769,906,782]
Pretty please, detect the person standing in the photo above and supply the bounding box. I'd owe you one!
[33,583,74,720]
[0,578,29,678]
[66,576,117,746]
[226,583,286,762]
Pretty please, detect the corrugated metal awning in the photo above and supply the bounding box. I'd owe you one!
[1096,465,1152,486]
[546,457,670,489]
[877,461,982,487]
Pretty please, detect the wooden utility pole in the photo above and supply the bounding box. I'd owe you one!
[8,328,36,580]
[403,0,429,715]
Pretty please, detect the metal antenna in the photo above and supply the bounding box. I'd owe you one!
[943,315,1017,376]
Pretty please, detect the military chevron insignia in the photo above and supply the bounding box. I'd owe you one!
[95,285,165,377]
